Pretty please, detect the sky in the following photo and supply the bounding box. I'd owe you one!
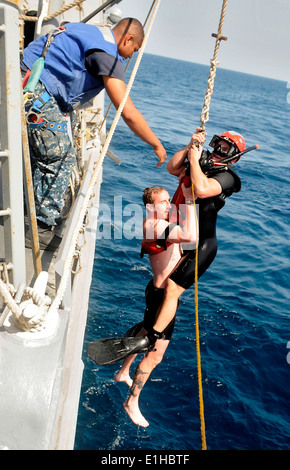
[109,0,290,82]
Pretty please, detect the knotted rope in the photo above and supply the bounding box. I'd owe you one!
[200,0,228,131]
[0,276,51,332]
[193,0,228,451]
[20,0,86,22]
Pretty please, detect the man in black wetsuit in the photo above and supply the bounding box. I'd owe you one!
[150,127,244,335]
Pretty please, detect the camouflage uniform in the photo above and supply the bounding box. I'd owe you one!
[24,77,76,226]
[22,23,127,229]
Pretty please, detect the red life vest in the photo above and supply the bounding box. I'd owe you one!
[140,238,173,257]
[141,222,179,257]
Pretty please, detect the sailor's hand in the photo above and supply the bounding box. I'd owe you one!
[154,143,167,167]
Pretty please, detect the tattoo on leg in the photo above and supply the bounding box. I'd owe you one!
[129,366,149,397]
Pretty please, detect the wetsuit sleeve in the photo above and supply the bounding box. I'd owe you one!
[211,170,236,196]
[85,49,125,81]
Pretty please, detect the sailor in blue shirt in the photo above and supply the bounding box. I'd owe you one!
[22,19,167,249]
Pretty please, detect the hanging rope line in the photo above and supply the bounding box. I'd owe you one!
[200,0,228,131]
[192,0,228,451]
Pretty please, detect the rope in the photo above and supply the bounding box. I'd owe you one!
[48,0,162,316]
[0,275,51,331]
[20,0,86,22]
[199,0,228,130]
[192,0,228,450]
[0,278,20,318]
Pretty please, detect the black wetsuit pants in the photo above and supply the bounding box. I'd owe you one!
[142,236,217,339]
[170,236,217,289]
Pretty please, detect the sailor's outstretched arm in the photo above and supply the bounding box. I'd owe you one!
[103,76,167,167]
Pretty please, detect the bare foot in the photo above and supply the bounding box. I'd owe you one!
[123,401,149,427]
[114,371,133,388]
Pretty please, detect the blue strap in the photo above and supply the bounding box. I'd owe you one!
[29,121,67,132]
[32,91,51,113]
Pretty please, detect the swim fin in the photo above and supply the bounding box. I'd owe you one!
[87,335,150,366]
[123,321,144,338]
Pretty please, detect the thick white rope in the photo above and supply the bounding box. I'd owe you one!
[20,0,86,22]
[0,278,50,331]
[199,0,228,129]
[0,279,19,317]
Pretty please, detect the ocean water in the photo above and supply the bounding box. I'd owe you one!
[74,54,290,451]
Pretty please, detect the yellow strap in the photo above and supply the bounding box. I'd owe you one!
[192,183,207,450]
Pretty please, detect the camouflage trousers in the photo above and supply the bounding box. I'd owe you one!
[24,77,76,226]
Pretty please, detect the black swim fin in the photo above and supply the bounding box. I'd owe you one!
[123,321,144,338]
[87,335,150,366]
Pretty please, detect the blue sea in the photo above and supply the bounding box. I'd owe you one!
[74,54,290,451]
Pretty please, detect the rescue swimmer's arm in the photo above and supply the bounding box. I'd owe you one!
[166,128,206,176]
[166,144,190,176]
[188,140,222,199]
[103,76,166,167]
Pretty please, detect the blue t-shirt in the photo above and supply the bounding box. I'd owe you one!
[85,49,125,82]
